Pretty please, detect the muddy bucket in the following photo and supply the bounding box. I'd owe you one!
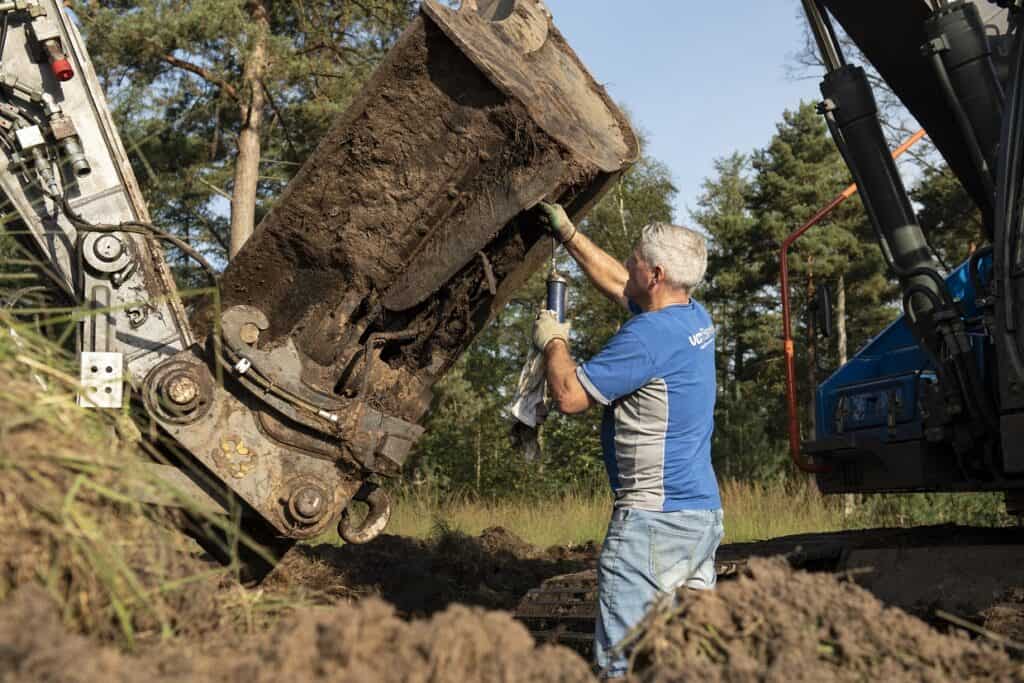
[220,0,638,425]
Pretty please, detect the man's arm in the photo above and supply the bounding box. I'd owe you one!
[563,230,629,310]
[539,202,629,310]
[544,340,594,415]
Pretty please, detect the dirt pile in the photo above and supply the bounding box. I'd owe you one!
[627,557,1024,682]
[0,583,593,683]
[984,587,1024,647]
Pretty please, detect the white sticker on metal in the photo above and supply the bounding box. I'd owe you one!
[14,125,45,150]
[78,351,124,408]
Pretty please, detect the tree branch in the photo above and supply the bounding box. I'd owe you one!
[260,79,297,158]
[162,54,239,102]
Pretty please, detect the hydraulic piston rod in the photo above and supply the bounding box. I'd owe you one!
[800,0,845,74]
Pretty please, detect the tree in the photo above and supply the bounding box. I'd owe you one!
[74,0,415,263]
[911,165,984,269]
[694,153,789,479]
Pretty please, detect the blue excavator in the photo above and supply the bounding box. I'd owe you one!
[793,1,1024,516]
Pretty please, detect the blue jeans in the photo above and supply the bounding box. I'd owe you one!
[594,507,724,678]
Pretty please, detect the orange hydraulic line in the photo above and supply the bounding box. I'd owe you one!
[780,128,927,474]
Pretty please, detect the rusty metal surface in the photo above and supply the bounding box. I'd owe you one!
[146,352,361,539]
[422,0,636,172]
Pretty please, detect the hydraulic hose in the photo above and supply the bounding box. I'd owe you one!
[58,192,218,284]
[928,49,996,209]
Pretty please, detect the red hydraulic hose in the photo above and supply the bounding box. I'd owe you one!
[780,128,927,473]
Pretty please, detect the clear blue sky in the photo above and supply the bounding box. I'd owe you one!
[545,0,821,222]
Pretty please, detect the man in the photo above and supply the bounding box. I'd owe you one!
[532,202,724,679]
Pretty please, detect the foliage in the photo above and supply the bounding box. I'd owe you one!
[911,164,985,268]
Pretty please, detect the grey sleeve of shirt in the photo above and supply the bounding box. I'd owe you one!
[576,365,611,406]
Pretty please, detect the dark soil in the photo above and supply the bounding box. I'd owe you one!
[5,522,1023,683]
[264,526,596,616]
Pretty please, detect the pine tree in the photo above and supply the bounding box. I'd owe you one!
[694,153,789,479]
[911,165,984,268]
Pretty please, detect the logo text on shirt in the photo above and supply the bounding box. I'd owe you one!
[689,325,716,349]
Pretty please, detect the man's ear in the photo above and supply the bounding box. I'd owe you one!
[651,265,665,288]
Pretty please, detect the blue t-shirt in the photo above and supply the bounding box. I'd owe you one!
[576,300,720,511]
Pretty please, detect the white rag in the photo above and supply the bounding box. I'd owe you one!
[508,347,548,461]
[510,347,547,428]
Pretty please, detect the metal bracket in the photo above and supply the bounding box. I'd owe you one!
[78,351,123,408]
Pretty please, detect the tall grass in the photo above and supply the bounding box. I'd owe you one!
[388,477,850,547]
[388,486,612,548]
[720,478,847,543]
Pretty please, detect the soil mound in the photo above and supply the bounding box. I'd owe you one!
[230,597,593,683]
[0,584,593,683]
[628,557,1024,682]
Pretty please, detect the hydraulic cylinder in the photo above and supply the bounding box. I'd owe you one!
[821,65,945,320]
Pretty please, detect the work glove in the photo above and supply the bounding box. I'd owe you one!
[533,309,571,352]
[537,202,577,243]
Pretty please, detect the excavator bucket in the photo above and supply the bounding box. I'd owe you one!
[220,0,638,430]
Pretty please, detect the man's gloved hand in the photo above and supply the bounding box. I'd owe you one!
[533,309,571,352]
[538,202,577,243]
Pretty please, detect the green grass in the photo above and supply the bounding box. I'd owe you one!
[387,477,850,548]
[388,487,613,548]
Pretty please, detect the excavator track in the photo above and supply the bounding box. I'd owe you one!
[515,525,1024,656]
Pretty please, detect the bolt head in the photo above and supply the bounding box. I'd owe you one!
[165,375,199,405]
[93,234,124,262]
[292,486,325,521]
[239,322,261,345]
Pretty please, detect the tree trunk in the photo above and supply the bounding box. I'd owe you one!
[617,175,628,237]
[474,425,482,493]
[733,342,744,403]
[837,273,857,518]
[229,0,270,259]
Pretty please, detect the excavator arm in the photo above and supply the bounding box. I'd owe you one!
[1,0,638,547]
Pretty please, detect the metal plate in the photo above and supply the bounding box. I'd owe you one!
[78,351,123,408]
